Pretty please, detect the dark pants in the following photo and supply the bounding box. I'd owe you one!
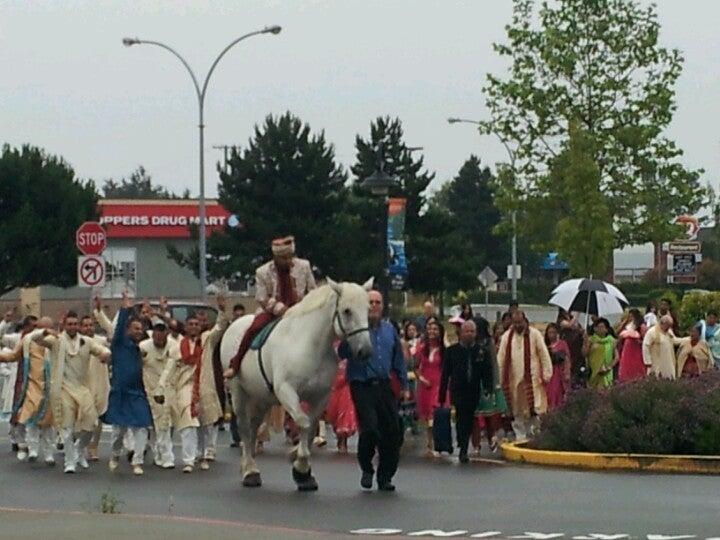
[455,395,479,455]
[350,379,403,483]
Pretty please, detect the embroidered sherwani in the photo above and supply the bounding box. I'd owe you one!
[140,338,179,431]
[159,311,229,430]
[497,326,553,426]
[255,257,316,315]
[0,335,53,428]
[31,330,109,433]
[85,334,110,417]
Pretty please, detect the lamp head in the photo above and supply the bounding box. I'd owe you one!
[122,37,140,47]
[447,117,460,124]
[264,25,282,35]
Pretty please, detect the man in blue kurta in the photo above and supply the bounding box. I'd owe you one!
[101,291,153,476]
[339,290,409,492]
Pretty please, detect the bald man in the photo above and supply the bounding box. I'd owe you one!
[340,290,409,492]
[439,320,494,463]
[415,301,436,336]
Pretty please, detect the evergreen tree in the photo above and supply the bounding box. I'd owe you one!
[102,166,178,199]
[350,117,435,290]
[436,155,508,269]
[0,144,98,294]
[177,113,351,281]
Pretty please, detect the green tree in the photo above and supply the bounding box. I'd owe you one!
[551,123,613,277]
[172,113,351,281]
[435,155,508,270]
[409,204,480,302]
[102,166,179,199]
[0,144,98,294]
[483,0,708,249]
[350,117,435,290]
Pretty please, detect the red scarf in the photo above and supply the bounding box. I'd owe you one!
[180,337,203,418]
[276,264,298,307]
[502,328,536,417]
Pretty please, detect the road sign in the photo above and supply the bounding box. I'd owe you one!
[477,266,498,288]
[507,264,522,280]
[78,255,106,288]
[76,222,107,256]
[668,241,701,254]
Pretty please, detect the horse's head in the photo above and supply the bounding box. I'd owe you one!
[327,277,374,360]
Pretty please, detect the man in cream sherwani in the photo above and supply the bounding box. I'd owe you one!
[140,317,180,469]
[497,311,553,442]
[156,296,227,473]
[642,314,677,379]
[32,312,110,473]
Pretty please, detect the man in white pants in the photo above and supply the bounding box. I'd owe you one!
[99,291,154,476]
[157,296,227,473]
[140,318,179,469]
[31,313,110,473]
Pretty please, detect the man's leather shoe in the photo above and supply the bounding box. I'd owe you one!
[360,472,373,490]
[377,480,396,492]
[459,451,469,464]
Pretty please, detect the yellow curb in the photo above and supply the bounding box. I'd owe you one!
[501,442,720,475]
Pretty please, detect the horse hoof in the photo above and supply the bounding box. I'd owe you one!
[242,472,262,488]
[293,467,318,492]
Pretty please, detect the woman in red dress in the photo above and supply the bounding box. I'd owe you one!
[544,323,571,410]
[414,318,446,455]
[618,309,647,382]
[325,357,357,453]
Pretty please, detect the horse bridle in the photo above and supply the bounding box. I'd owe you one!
[333,293,370,339]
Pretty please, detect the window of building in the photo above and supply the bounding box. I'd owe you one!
[101,247,137,298]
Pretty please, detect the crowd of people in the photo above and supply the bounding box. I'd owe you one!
[1,237,718,489]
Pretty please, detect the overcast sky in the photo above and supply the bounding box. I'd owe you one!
[1,1,718,199]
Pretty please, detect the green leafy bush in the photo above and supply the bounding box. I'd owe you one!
[678,292,720,332]
[530,372,720,455]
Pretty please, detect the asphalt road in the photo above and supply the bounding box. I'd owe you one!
[0,428,718,539]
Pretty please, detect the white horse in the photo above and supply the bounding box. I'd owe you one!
[220,278,373,491]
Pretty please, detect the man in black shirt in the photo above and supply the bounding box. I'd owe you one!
[439,320,493,463]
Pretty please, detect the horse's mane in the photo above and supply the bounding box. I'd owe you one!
[284,285,336,318]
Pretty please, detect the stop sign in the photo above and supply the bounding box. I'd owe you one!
[76,221,107,256]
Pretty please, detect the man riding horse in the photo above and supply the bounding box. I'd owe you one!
[224,236,316,379]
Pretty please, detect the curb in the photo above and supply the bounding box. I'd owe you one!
[501,442,720,475]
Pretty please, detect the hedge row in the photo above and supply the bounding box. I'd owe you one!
[530,371,720,455]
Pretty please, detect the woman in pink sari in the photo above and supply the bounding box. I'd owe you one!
[544,323,571,410]
[618,309,647,382]
[326,358,357,453]
[414,318,446,454]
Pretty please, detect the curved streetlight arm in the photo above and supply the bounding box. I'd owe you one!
[201,28,273,103]
[131,40,202,101]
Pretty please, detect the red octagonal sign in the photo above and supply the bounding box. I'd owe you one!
[76,221,107,256]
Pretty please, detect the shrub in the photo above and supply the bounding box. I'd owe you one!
[531,371,720,455]
[678,292,720,333]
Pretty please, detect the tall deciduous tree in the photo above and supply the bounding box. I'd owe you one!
[551,123,613,277]
[102,166,180,199]
[483,0,707,249]
[0,144,98,294]
[175,113,351,281]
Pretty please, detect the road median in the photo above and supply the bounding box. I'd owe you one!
[501,441,720,474]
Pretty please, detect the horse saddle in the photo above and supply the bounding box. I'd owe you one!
[250,319,281,351]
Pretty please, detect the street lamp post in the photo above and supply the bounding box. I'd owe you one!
[361,145,399,316]
[123,25,282,300]
[447,117,519,301]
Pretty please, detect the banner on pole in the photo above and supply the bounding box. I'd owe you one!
[387,198,408,290]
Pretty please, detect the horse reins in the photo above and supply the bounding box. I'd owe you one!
[333,293,370,339]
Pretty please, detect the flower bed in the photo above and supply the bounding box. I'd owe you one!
[528,371,720,455]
